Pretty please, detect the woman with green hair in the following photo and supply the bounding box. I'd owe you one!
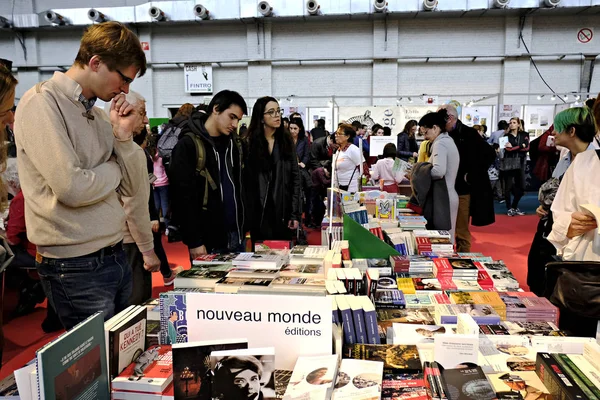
[528,105,598,294]
[547,105,599,261]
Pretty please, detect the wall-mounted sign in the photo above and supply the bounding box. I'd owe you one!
[577,28,593,44]
[184,64,213,94]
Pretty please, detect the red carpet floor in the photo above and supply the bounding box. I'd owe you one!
[0,214,537,379]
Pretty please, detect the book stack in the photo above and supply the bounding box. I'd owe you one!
[289,245,329,266]
[111,345,173,400]
[414,231,453,254]
[174,264,232,289]
[433,258,479,281]
[387,232,417,255]
[343,202,369,225]
[192,252,238,266]
[520,295,560,325]
[498,293,528,322]
[390,255,434,275]
[333,295,380,345]
[434,304,501,325]
[398,215,427,230]
[334,268,364,295]
[482,261,521,290]
[451,291,507,321]
[232,252,286,270]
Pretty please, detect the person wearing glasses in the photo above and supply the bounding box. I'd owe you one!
[14,22,159,330]
[244,97,301,242]
[170,90,248,259]
[334,123,365,193]
[437,104,496,252]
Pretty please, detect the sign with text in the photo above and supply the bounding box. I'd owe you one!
[186,292,332,370]
[184,64,213,94]
[369,136,397,157]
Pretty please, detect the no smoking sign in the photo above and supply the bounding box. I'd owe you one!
[577,28,593,44]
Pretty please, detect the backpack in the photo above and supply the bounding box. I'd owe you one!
[167,129,245,243]
[157,119,188,162]
[181,131,245,211]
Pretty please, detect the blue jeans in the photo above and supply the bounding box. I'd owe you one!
[36,249,132,330]
[153,185,170,227]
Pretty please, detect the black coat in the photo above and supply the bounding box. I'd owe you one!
[309,136,332,171]
[408,162,452,231]
[448,120,496,227]
[169,114,245,251]
[296,137,310,166]
[245,138,302,241]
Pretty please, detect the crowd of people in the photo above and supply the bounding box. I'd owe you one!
[0,20,598,366]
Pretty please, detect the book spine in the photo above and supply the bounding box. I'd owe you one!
[351,308,367,344]
[431,362,447,400]
[355,276,364,296]
[562,354,600,399]
[332,308,340,325]
[362,309,380,345]
[109,330,116,380]
[339,308,356,344]
[347,276,355,295]
[536,353,586,400]
[553,354,600,400]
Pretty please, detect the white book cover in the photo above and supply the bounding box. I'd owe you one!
[234,253,285,268]
[433,334,479,369]
[210,347,276,400]
[281,264,324,277]
[284,355,338,400]
[479,335,536,373]
[392,323,453,344]
[531,336,594,354]
[332,359,383,400]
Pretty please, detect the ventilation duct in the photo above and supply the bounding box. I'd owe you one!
[306,0,320,15]
[148,6,166,21]
[493,0,510,8]
[193,4,209,19]
[543,0,561,6]
[423,0,438,11]
[44,10,67,25]
[87,9,107,22]
[373,0,387,13]
[258,1,273,16]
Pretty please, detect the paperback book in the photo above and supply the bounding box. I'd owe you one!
[332,359,384,400]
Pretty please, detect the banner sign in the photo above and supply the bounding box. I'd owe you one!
[161,292,332,370]
[370,136,397,157]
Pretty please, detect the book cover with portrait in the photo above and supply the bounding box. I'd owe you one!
[210,347,276,400]
[172,339,248,400]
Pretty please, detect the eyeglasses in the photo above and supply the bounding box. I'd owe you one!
[116,69,134,85]
[263,108,283,117]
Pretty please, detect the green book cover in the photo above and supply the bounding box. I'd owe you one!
[36,312,109,400]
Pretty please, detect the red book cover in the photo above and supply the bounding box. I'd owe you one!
[111,345,173,394]
[473,261,485,271]
[432,293,451,305]
[437,278,457,290]
[415,237,432,247]
[433,258,452,276]
[112,382,174,400]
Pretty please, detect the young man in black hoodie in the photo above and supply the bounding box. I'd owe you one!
[170,90,247,260]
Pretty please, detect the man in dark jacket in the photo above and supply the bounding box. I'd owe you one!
[438,104,496,252]
[170,90,247,260]
[309,134,338,171]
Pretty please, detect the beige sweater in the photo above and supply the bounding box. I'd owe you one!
[14,72,153,258]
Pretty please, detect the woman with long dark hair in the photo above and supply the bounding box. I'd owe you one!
[245,97,302,241]
[290,117,312,225]
[397,120,419,161]
[501,117,529,216]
